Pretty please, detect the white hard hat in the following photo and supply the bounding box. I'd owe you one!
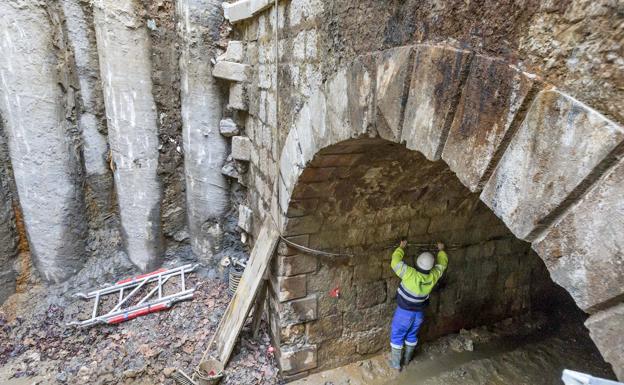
[416,252,435,271]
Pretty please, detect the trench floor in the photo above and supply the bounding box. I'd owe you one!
[292,313,615,385]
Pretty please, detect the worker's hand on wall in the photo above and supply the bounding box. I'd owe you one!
[400,240,407,249]
[437,242,445,251]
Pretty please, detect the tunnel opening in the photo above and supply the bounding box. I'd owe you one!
[268,137,614,382]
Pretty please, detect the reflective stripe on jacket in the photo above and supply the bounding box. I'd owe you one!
[390,247,448,311]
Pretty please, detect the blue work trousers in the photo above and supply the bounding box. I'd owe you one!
[390,306,424,349]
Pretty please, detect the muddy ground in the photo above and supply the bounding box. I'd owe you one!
[293,312,616,385]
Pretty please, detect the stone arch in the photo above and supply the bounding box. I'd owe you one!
[269,43,624,377]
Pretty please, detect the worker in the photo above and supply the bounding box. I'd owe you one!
[389,240,448,370]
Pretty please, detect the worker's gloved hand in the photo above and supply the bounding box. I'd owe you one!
[437,242,445,251]
[400,240,407,249]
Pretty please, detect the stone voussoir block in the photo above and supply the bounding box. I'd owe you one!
[585,303,624,380]
[481,89,624,240]
[401,44,473,161]
[375,46,413,142]
[347,54,377,136]
[533,157,624,311]
[279,344,318,375]
[442,55,536,192]
[212,60,250,82]
[231,136,252,161]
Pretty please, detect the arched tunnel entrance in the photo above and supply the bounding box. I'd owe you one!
[267,138,613,381]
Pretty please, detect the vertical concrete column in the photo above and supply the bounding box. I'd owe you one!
[177,0,229,259]
[93,0,163,270]
[60,0,111,199]
[0,160,18,303]
[0,1,87,282]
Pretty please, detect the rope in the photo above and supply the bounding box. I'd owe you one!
[278,236,513,259]
[279,235,354,258]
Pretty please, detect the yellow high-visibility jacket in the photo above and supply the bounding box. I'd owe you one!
[390,246,448,311]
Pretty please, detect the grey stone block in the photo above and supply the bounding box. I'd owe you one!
[442,56,536,192]
[232,136,252,161]
[585,303,624,380]
[279,344,318,375]
[223,0,272,23]
[217,40,244,63]
[228,83,247,111]
[275,274,307,302]
[401,44,473,161]
[219,118,240,137]
[533,157,624,311]
[481,89,624,240]
[278,295,318,326]
[212,60,250,82]
[375,46,413,142]
[237,204,253,233]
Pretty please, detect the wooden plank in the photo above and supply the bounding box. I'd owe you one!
[251,280,268,338]
[211,217,279,365]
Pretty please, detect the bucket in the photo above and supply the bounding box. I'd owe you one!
[194,358,224,385]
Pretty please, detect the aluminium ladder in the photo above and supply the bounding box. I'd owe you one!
[67,264,198,328]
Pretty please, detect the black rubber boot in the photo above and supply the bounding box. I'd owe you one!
[403,344,416,366]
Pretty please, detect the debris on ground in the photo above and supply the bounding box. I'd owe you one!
[0,274,280,385]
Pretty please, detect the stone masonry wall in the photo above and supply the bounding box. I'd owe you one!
[221,1,624,377]
[231,0,623,239]
[265,139,565,378]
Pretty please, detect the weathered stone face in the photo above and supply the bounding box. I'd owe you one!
[401,45,472,161]
[375,46,413,142]
[533,158,624,312]
[481,90,624,241]
[442,56,537,192]
[585,304,624,380]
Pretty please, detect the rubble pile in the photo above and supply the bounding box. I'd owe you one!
[0,277,280,385]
